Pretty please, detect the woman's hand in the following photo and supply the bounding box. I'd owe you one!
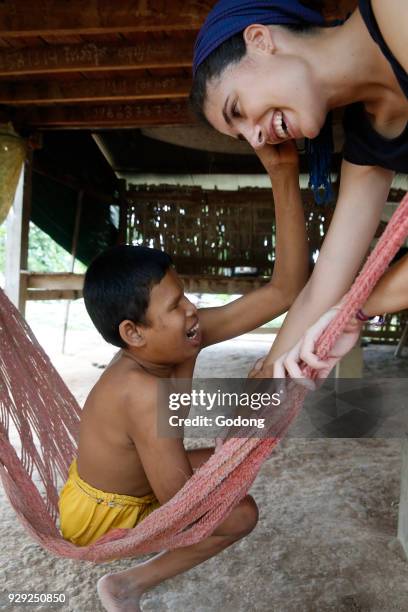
[255,140,299,177]
[249,304,364,387]
[274,307,363,386]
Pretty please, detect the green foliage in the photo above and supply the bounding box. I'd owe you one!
[0,222,86,274]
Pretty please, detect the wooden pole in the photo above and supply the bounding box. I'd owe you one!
[5,150,32,315]
[61,190,83,354]
[117,179,128,245]
[395,322,408,358]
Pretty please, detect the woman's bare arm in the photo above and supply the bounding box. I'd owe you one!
[256,160,394,374]
[363,252,408,316]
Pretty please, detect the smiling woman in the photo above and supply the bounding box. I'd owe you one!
[190,0,336,201]
[190,0,408,380]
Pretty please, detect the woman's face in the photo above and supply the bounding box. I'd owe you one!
[203,26,328,149]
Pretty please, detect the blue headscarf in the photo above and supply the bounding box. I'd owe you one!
[193,0,336,204]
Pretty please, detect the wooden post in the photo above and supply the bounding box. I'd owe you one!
[395,323,408,358]
[398,435,408,559]
[5,151,32,315]
[117,179,128,244]
[334,345,364,379]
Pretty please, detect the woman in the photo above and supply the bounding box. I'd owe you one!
[189,0,408,379]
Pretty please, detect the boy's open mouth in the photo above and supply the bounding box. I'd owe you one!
[186,321,200,340]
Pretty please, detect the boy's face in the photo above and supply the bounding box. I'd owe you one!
[141,268,201,364]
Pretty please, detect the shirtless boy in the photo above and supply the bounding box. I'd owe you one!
[58,142,308,612]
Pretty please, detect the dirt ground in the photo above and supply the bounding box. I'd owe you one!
[1,301,408,612]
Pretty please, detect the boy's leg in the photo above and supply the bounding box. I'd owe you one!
[97,485,258,612]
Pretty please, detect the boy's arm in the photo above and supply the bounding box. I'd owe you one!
[199,141,309,348]
[125,376,193,505]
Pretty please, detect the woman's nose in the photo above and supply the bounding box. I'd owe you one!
[244,124,265,149]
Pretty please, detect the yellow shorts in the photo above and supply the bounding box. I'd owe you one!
[58,459,159,546]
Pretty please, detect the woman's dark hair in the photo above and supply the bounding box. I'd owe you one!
[189,1,321,123]
[83,245,173,348]
[190,32,247,126]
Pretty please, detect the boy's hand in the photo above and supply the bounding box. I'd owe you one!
[255,141,299,177]
[248,356,267,378]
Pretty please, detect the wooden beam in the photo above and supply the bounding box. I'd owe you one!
[0,1,212,36]
[0,38,195,76]
[0,76,191,105]
[25,272,84,290]
[181,275,268,295]
[23,272,271,297]
[13,101,193,129]
[127,187,275,207]
[27,289,83,301]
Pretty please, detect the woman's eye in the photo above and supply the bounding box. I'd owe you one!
[231,101,240,118]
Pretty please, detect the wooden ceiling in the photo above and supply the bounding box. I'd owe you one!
[0,0,357,131]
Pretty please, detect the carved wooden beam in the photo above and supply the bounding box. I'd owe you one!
[0,38,195,76]
[0,1,357,38]
[0,76,191,105]
[0,1,213,36]
[13,101,194,129]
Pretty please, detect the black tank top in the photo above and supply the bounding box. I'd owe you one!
[342,0,408,172]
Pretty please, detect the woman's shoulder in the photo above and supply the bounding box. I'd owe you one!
[370,0,408,74]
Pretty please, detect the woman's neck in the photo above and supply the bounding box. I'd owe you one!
[305,8,400,111]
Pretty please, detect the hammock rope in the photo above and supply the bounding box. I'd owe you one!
[1,192,408,562]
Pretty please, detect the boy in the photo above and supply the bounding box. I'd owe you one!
[58,142,308,612]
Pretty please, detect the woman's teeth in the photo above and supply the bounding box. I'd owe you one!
[186,323,199,339]
[273,110,289,139]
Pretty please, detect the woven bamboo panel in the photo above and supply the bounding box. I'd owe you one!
[126,184,334,275]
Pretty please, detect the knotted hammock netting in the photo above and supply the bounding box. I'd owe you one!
[0,192,408,562]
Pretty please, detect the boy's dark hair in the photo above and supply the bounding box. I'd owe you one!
[189,2,320,124]
[83,245,173,348]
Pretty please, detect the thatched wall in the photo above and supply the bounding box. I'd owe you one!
[126,184,335,275]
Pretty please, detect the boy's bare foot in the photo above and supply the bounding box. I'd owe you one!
[97,574,143,612]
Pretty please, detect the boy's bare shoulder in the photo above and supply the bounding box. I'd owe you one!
[107,357,159,409]
[88,354,159,422]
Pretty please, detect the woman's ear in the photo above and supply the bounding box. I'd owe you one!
[119,319,146,348]
[243,24,275,54]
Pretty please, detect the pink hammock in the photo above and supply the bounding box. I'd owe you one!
[1,192,408,563]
